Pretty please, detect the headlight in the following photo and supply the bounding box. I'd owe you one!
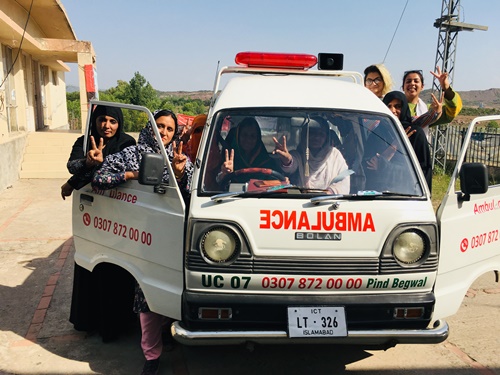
[200,227,240,263]
[393,231,425,264]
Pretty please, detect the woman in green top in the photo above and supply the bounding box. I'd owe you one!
[403,66,462,140]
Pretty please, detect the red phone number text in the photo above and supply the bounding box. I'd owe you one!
[262,276,362,290]
[470,229,499,249]
[93,215,152,246]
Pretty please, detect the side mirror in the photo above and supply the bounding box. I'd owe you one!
[139,153,164,186]
[458,162,488,202]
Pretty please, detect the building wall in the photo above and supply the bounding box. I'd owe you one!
[0,134,26,190]
[0,46,8,138]
[0,43,70,188]
[0,0,91,189]
[47,70,69,130]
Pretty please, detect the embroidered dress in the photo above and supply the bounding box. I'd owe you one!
[93,119,194,197]
[408,88,463,140]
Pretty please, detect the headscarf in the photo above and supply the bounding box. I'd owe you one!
[382,91,412,127]
[382,91,432,191]
[136,109,174,154]
[291,116,349,193]
[227,117,276,170]
[66,105,135,190]
[187,114,207,161]
[297,116,331,176]
[93,109,194,199]
[88,105,130,157]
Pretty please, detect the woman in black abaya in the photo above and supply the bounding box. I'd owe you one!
[66,105,137,342]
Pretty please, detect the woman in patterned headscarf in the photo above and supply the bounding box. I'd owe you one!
[92,109,193,375]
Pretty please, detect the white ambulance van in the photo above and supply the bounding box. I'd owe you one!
[72,52,500,347]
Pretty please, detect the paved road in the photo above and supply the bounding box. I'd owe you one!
[0,179,498,375]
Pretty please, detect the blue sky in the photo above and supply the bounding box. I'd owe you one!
[62,0,499,92]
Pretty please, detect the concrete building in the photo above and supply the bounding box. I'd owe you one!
[0,0,95,190]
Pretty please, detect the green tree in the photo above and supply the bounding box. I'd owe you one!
[104,80,129,102]
[66,71,208,131]
[66,92,81,130]
[127,72,161,109]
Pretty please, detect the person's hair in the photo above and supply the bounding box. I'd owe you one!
[402,70,424,87]
[363,64,393,96]
[154,109,178,134]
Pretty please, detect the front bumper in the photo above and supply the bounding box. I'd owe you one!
[171,319,448,346]
[173,291,448,346]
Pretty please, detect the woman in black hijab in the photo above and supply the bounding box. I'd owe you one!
[60,105,136,199]
[66,105,137,342]
[382,91,433,191]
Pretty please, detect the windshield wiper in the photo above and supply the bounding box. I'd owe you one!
[309,190,421,204]
[211,184,299,202]
[310,194,353,205]
[379,191,421,198]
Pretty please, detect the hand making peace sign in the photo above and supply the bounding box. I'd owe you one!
[86,136,105,166]
[272,136,293,166]
[219,149,235,178]
[430,91,444,118]
[172,141,187,179]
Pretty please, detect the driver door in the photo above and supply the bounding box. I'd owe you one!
[72,101,186,319]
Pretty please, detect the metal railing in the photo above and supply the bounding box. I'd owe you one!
[430,126,500,171]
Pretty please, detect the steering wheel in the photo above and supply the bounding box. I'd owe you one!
[219,167,287,186]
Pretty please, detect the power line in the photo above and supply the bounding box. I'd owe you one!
[0,0,34,90]
[383,0,410,63]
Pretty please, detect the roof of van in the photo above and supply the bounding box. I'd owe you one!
[212,74,391,115]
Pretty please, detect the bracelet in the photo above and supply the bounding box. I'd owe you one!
[282,158,293,167]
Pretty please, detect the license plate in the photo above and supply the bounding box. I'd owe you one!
[287,306,347,338]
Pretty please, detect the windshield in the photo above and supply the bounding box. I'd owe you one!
[199,109,423,197]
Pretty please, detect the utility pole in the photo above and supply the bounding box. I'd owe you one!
[431,0,488,172]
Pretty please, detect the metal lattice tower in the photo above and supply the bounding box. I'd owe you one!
[431,0,487,172]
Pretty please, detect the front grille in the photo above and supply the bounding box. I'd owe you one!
[379,253,439,274]
[186,250,437,275]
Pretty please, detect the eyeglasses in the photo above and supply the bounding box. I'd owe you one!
[403,70,423,77]
[365,77,382,86]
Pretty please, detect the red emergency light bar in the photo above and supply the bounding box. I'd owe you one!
[235,52,317,70]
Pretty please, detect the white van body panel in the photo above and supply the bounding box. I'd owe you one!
[434,115,500,319]
[72,181,185,319]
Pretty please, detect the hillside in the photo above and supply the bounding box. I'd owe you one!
[156,90,212,101]
[420,88,500,109]
[67,84,500,110]
[163,88,500,109]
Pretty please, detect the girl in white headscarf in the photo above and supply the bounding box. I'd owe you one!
[273,116,350,194]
